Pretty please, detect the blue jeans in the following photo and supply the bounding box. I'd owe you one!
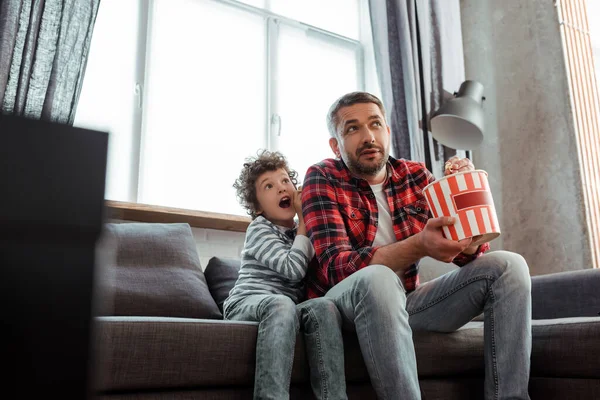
[224,294,347,400]
[324,250,532,400]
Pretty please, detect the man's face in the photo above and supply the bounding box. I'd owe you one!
[329,102,391,178]
[254,168,297,228]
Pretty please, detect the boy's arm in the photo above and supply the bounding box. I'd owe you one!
[244,219,313,281]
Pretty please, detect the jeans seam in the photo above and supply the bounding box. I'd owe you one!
[355,287,385,398]
[489,286,499,400]
[407,275,497,315]
[306,306,328,400]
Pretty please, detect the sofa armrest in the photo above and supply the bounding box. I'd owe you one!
[531,269,600,319]
[92,316,261,392]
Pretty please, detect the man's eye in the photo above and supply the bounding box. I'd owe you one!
[372,121,382,127]
[346,126,357,133]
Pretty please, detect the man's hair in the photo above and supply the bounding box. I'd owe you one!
[233,149,298,219]
[326,91,386,137]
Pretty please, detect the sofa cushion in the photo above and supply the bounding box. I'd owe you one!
[98,223,222,319]
[204,257,241,313]
[93,315,600,392]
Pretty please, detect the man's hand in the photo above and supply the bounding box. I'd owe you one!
[444,156,475,176]
[417,217,473,262]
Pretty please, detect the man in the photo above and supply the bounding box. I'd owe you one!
[301,91,532,400]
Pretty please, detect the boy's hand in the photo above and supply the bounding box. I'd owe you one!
[294,185,307,236]
[293,185,303,216]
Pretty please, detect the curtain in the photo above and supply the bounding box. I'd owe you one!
[368,0,467,178]
[0,0,100,125]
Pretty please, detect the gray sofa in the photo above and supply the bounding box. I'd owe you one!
[92,222,600,399]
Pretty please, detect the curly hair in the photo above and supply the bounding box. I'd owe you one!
[234,149,298,219]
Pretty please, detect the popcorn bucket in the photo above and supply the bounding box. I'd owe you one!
[423,170,500,246]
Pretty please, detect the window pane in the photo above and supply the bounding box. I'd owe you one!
[276,24,360,183]
[139,0,266,215]
[73,0,141,202]
[239,0,360,39]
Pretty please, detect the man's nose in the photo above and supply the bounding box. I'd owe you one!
[362,128,376,143]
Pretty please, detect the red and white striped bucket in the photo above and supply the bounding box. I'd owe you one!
[423,170,500,246]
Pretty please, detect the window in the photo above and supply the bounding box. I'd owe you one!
[74,0,380,216]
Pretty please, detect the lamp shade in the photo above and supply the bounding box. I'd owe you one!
[430,80,485,149]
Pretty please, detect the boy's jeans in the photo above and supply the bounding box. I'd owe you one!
[324,250,532,400]
[224,294,347,400]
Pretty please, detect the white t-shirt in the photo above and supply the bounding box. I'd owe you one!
[370,182,396,247]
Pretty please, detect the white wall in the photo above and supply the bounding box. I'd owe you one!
[191,227,246,270]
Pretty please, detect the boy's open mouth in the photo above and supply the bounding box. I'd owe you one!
[279,196,291,208]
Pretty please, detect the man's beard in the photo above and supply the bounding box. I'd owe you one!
[342,143,389,176]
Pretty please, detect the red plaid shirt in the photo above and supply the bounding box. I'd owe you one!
[301,156,489,299]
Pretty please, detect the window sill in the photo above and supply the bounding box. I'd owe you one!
[105,201,251,233]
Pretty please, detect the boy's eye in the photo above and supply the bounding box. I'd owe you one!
[265,183,273,189]
[283,178,290,184]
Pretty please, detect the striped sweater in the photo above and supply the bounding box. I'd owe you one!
[223,216,315,314]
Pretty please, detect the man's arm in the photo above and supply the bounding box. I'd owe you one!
[301,166,473,285]
[301,165,378,286]
[371,217,474,271]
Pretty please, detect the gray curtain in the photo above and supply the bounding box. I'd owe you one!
[0,0,100,125]
[368,0,467,178]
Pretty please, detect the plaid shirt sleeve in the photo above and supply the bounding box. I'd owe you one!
[301,164,378,288]
[453,241,490,265]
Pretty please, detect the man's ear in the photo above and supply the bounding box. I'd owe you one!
[329,137,340,158]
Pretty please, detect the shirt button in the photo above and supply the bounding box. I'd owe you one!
[368,193,375,199]
[416,207,422,212]
[374,221,378,227]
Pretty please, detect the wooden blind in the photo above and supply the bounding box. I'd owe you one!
[557,0,600,269]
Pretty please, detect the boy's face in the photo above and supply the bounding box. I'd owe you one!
[255,168,296,228]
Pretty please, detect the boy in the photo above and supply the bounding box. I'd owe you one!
[223,150,347,400]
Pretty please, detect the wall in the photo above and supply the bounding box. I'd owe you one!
[191,227,245,271]
[460,0,593,275]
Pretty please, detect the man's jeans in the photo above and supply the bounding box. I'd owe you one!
[324,250,532,400]
[224,294,347,400]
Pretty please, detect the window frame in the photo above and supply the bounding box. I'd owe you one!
[121,0,372,209]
